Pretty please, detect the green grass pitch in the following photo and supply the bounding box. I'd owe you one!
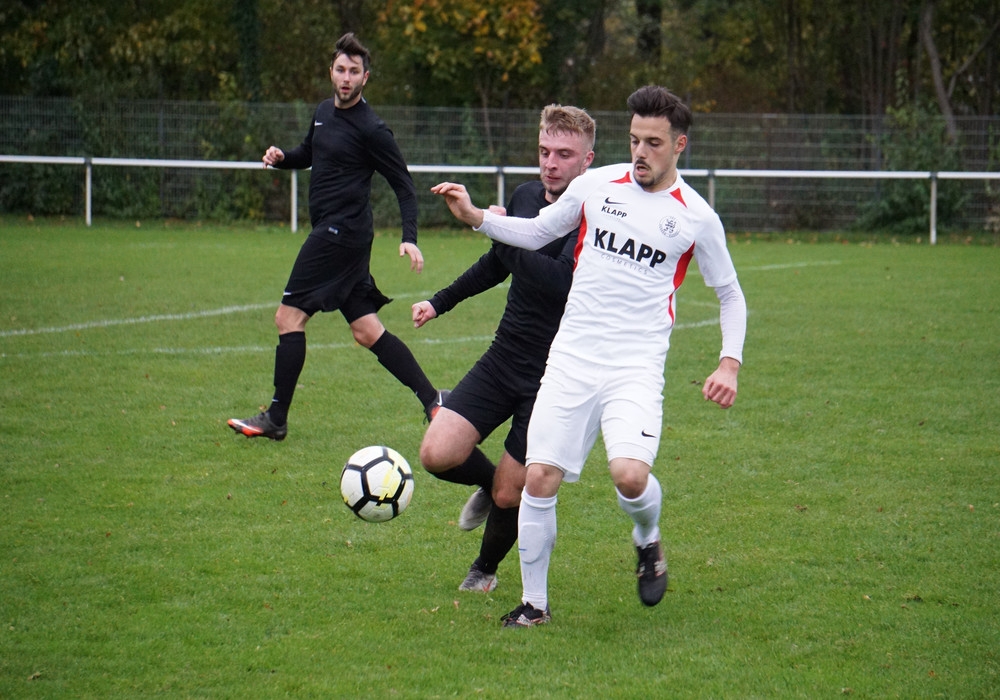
[1,218,998,697]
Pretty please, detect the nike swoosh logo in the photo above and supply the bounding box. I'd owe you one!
[605,197,627,205]
[641,430,656,438]
[314,121,323,126]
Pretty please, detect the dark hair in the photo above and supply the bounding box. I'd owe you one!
[627,85,692,135]
[332,32,371,74]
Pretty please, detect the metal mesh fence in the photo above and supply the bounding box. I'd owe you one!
[1,97,998,233]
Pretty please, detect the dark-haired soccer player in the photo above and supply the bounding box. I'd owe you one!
[228,33,444,441]
[413,105,596,593]
[433,85,747,628]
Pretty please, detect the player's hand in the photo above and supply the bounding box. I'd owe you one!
[411,300,438,328]
[702,357,740,408]
[430,182,485,228]
[400,242,424,273]
[262,146,284,168]
[487,205,507,217]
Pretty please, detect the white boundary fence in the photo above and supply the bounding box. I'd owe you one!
[2,155,998,244]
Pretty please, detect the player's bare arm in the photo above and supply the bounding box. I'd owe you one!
[430,182,486,228]
[400,242,424,273]
[702,357,740,409]
[262,146,284,168]
[411,300,438,329]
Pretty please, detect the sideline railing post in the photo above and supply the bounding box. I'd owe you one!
[85,158,92,227]
[929,172,937,245]
[497,167,505,208]
[708,169,716,209]
[291,170,298,233]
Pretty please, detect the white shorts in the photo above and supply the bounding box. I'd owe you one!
[525,351,664,482]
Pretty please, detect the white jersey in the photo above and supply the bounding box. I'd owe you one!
[479,163,740,370]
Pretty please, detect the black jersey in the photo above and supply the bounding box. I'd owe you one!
[430,180,575,373]
[277,98,418,247]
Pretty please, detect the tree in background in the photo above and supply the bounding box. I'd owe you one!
[530,0,609,106]
[636,0,662,66]
[231,0,262,102]
[373,0,547,158]
[374,0,546,106]
[919,0,999,140]
[0,0,236,101]
[0,0,997,120]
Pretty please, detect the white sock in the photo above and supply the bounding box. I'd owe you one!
[517,490,557,611]
[616,473,662,547]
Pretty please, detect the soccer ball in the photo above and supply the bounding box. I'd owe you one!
[340,445,414,522]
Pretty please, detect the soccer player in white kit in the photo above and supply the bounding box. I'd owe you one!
[432,85,747,628]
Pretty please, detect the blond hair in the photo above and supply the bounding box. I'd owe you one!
[539,104,596,152]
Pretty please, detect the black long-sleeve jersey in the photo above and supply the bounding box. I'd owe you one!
[276,98,418,248]
[429,180,576,374]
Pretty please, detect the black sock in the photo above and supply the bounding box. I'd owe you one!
[432,447,495,489]
[474,504,519,574]
[268,331,305,425]
[368,330,436,408]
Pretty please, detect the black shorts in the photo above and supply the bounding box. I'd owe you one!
[281,229,391,322]
[445,351,546,465]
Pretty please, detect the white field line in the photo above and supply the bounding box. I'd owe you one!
[0,337,495,360]
[0,319,723,360]
[739,260,841,271]
[0,303,274,338]
[0,287,478,339]
[1,259,824,358]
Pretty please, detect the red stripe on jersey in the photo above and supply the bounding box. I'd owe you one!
[612,171,632,184]
[668,244,695,324]
[674,243,695,290]
[671,188,687,207]
[573,204,588,270]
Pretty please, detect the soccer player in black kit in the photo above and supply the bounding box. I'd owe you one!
[412,105,596,592]
[228,33,443,441]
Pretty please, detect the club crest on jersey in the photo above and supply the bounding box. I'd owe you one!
[659,216,680,238]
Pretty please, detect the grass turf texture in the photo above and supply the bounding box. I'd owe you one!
[1,218,998,698]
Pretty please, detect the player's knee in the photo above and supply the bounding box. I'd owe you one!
[418,438,446,474]
[351,315,384,348]
[524,463,563,498]
[275,305,307,334]
[352,326,376,348]
[493,484,521,509]
[613,469,648,499]
[419,432,461,474]
[493,459,527,508]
